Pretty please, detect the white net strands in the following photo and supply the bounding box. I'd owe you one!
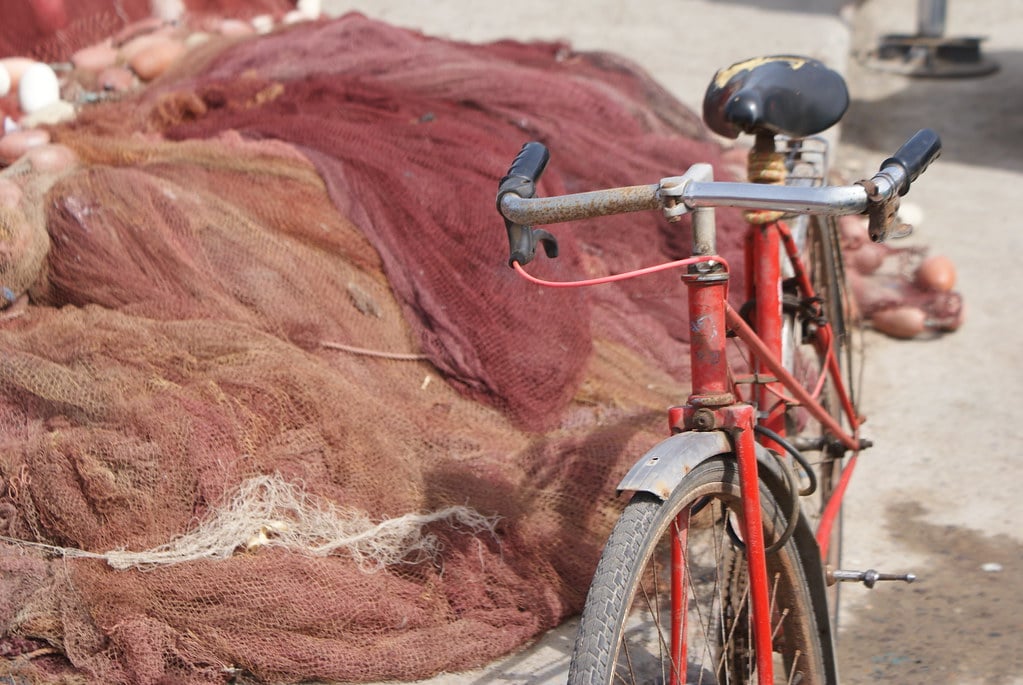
[1,473,498,571]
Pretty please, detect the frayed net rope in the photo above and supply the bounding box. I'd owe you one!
[1,474,498,571]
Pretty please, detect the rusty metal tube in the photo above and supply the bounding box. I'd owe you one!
[499,183,661,226]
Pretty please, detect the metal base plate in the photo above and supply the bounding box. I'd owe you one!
[863,34,999,78]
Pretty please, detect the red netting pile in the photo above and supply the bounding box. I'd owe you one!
[0,12,752,685]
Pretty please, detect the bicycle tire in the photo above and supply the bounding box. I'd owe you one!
[568,457,827,685]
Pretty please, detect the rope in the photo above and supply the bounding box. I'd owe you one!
[320,340,428,361]
[744,144,787,225]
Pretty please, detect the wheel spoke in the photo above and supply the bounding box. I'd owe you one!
[787,650,802,685]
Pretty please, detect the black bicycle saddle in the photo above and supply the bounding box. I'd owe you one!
[703,55,849,139]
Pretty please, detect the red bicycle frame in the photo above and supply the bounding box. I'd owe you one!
[666,204,862,684]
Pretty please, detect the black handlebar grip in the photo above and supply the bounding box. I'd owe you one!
[497,142,557,266]
[880,128,942,195]
[500,141,550,196]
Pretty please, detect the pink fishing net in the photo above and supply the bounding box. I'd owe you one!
[1,11,751,684]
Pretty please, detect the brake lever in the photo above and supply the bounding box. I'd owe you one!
[858,177,902,243]
[504,220,559,266]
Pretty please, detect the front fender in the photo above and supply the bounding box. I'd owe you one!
[617,429,784,500]
[618,428,838,683]
[617,430,732,498]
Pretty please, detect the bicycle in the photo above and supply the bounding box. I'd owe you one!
[494,55,940,684]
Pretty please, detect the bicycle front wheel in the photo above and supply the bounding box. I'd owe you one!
[568,457,827,685]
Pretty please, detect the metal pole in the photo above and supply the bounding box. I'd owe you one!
[917,0,947,37]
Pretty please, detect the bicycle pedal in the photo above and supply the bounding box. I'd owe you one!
[828,568,917,588]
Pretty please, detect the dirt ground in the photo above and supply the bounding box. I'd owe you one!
[317,1,1022,683]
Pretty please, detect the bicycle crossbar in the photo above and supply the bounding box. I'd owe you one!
[499,184,661,225]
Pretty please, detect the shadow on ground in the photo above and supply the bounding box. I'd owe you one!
[842,49,1023,173]
[838,501,1023,684]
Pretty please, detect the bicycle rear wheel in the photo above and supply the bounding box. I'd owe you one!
[781,211,853,625]
[777,137,855,526]
[568,457,827,685]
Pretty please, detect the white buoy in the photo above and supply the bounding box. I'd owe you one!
[297,0,322,18]
[251,14,275,34]
[18,62,61,114]
[151,0,185,23]
[898,200,925,228]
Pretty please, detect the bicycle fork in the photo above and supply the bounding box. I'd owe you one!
[669,203,777,685]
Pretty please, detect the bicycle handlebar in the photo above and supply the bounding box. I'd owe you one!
[861,128,941,240]
[880,128,942,196]
[496,130,941,264]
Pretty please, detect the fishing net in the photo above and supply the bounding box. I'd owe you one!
[0,10,754,685]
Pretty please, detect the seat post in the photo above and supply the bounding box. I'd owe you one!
[745,133,788,444]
